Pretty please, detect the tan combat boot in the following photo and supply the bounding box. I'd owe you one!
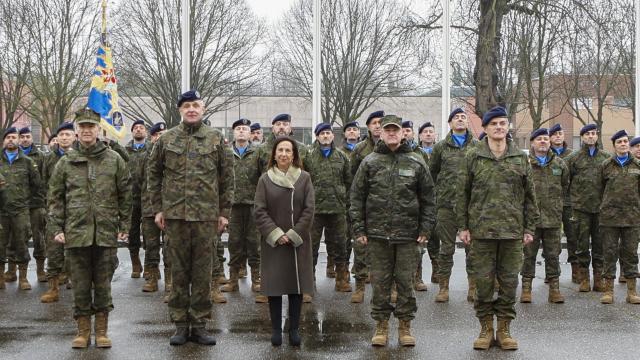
[36,258,47,282]
[303,293,313,303]
[94,312,112,348]
[71,316,91,348]
[599,278,614,304]
[221,268,239,293]
[467,276,476,302]
[350,279,365,303]
[592,268,604,292]
[579,268,591,292]
[163,267,172,303]
[371,320,389,347]
[430,259,439,284]
[619,273,627,283]
[495,318,518,350]
[326,257,336,278]
[4,262,17,282]
[255,293,268,303]
[18,264,31,290]
[473,316,494,350]
[548,278,565,304]
[571,263,579,284]
[40,276,60,303]
[520,277,533,303]
[626,278,640,304]
[435,276,449,302]
[216,272,230,285]
[334,263,352,292]
[398,320,416,346]
[130,250,142,278]
[414,265,428,291]
[142,266,158,292]
[250,268,261,292]
[211,281,227,303]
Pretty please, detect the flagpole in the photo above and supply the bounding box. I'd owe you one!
[101,0,108,45]
[181,0,190,93]
[441,0,451,139]
[312,0,322,142]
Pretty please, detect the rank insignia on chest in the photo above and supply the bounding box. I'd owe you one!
[398,169,415,177]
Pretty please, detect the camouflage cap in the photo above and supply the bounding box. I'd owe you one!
[380,115,402,129]
[75,108,101,125]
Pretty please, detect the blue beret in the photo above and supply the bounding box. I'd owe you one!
[549,124,562,135]
[418,122,434,134]
[250,123,261,131]
[177,89,201,107]
[130,119,145,132]
[630,137,640,147]
[448,108,465,123]
[232,118,251,129]
[3,127,18,139]
[478,132,486,140]
[402,120,414,129]
[481,106,508,127]
[366,110,385,125]
[18,127,31,135]
[580,123,597,136]
[272,114,291,124]
[149,122,166,135]
[530,128,549,141]
[611,129,629,143]
[343,121,359,131]
[314,122,332,136]
[56,122,75,134]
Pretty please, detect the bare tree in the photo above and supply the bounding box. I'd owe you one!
[612,0,635,123]
[112,0,265,128]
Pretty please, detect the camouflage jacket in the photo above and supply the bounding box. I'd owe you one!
[566,144,611,213]
[529,150,569,228]
[0,149,41,215]
[551,142,573,159]
[230,142,261,206]
[47,141,131,248]
[126,140,151,204]
[23,145,47,208]
[138,143,156,218]
[456,139,540,239]
[340,142,357,154]
[598,155,640,227]
[147,121,234,221]
[42,146,69,190]
[350,140,435,244]
[350,132,377,176]
[257,133,308,174]
[430,131,478,210]
[303,142,352,214]
[410,141,431,169]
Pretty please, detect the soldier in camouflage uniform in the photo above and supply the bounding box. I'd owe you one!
[304,123,353,296]
[597,130,640,304]
[148,90,234,346]
[257,114,307,174]
[549,124,578,282]
[18,127,48,282]
[126,119,151,279]
[349,110,384,303]
[350,115,435,347]
[47,109,131,348]
[565,124,610,292]
[339,121,359,280]
[457,107,539,351]
[520,128,568,304]
[430,109,478,303]
[40,122,76,303]
[1,127,41,291]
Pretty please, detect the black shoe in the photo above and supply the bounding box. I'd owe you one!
[190,327,217,345]
[169,326,189,346]
[289,329,301,346]
[271,330,282,346]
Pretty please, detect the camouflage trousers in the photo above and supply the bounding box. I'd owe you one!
[45,228,68,278]
[0,211,32,265]
[573,210,603,270]
[66,245,118,318]
[437,208,472,278]
[522,228,561,280]
[29,207,46,260]
[562,206,577,264]
[472,239,522,320]
[141,217,169,269]
[228,204,260,271]
[212,233,225,279]
[312,213,348,269]
[166,220,213,324]
[128,202,143,251]
[601,226,640,279]
[369,240,419,322]
[351,240,369,281]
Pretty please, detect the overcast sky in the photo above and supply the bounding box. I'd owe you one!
[246,0,294,22]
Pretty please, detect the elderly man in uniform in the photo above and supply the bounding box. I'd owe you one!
[48,108,131,348]
[457,106,539,351]
[250,122,264,145]
[350,114,435,347]
[148,90,234,346]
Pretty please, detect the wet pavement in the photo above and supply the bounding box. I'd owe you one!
[1,247,639,360]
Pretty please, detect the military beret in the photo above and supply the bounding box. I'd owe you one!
[549,124,562,136]
[343,121,359,131]
[232,118,251,129]
[18,127,31,135]
[272,113,291,124]
[314,122,332,136]
[381,115,402,129]
[366,110,385,125]
[149,122,166,135]
[580,123,597,136]
[177,89,201,107]
[130,119,145,132]
[3,127,18,140]
[481,106,508,127]
[478,132,486,140]
[75,108,101,125]
[418,122,434,134]
[402,120,414,129]
[56,122,75,134]
[250,123,261,131]
[448,108,465,123]
[611,129,629,143]
[530,128,549,141]
[630,137,640,147]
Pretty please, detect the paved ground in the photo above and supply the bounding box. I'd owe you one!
[1,247,639,360]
